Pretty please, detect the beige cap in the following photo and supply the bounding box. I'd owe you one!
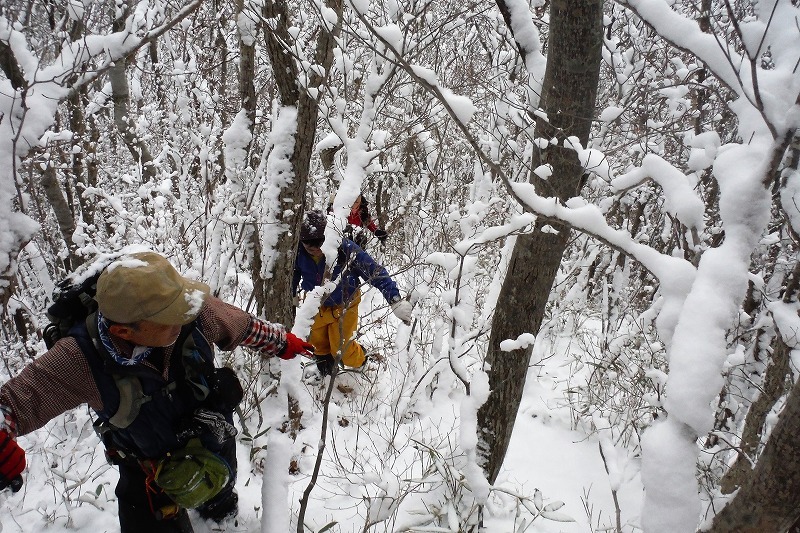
[96,252,210,325]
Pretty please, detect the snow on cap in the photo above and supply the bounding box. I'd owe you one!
[96,251,210,325]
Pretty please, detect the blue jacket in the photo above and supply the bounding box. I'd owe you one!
[293,238,400,307]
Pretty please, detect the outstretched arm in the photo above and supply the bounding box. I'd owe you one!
[347,241,412,324]
[199,295,311,359]
[348,241,400,302]
[0,340,102,493]
[0,339,102,436]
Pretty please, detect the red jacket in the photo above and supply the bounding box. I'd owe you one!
[348,208,378,233]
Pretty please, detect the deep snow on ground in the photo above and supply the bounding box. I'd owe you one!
[0,363,643,533]
[1,288,643,532]
[495,363,643,532]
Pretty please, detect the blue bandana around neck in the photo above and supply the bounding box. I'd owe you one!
[97,311,154,366]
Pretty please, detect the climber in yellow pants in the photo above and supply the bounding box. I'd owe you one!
[293,210,413,377]
[308,291,365,369]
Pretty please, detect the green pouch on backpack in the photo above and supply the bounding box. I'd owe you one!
[155,438,231,509]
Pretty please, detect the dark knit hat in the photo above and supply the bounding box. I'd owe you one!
[300,210,327,242]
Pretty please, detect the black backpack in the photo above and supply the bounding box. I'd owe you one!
[42,254,122,349]
[41,254,243,432]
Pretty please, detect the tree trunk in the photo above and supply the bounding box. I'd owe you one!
[708,373,800,532]
[230,1,264,315]
[39,163,83,271]
[719,331,790,496]
[85,90,103,234]
[258,0,341,325]
[109,4,157,186]
[239,27,257,135]
[715,257,800,526]
[62,88,88,271]
[477,0,603,483]
[0,40,26,91]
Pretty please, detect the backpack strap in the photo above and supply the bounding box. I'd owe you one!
[82,313,219,430]
[178,331,213,402]
[109,377,170,429]
[85,313,167,429]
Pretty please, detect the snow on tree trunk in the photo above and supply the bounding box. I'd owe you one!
[477,0,603,484]
[707,361,800,532]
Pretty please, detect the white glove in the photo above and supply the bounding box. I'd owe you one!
[292,295,301,307]
[391,299,413,325]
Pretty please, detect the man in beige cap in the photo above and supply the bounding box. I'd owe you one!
[0,250,313,533]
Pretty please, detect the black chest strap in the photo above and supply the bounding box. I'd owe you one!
[85,314,183,429]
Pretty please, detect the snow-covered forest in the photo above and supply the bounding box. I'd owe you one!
[1,0,800,531]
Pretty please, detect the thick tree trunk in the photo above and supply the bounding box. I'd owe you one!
[708,374,800,532]
[714,258,800,527]
[477,0,603,484]
[719,331,790,496]
[259,0,341,325]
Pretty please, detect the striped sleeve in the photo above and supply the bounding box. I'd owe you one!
[240,317,287,357]
[198,296,287,356]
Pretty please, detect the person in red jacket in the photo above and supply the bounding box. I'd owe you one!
[328,193,388,247]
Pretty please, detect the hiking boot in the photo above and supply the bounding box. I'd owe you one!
[315,354,336,376]
[198,490,238,523]
[302,354,338,385]
[355,351,383,373]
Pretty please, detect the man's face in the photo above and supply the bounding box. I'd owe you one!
[302,241,324,258]
[110,320,183,347]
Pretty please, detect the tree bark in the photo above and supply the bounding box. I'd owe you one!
[229,1,264,314]
[0,40,26,91]
[708,373,800,532]
[258,0,341,325]
[719,260,800,495]
[239,25,257,135]
[477,0,603,483]
[39,163,83,271]
[719,330,790,496]
[85,88,103,233]
[109,4,157,185]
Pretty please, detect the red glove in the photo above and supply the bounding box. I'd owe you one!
[279,333,315,360]
[0,429,25,492]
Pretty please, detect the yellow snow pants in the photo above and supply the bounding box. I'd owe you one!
[308,290,365,368]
